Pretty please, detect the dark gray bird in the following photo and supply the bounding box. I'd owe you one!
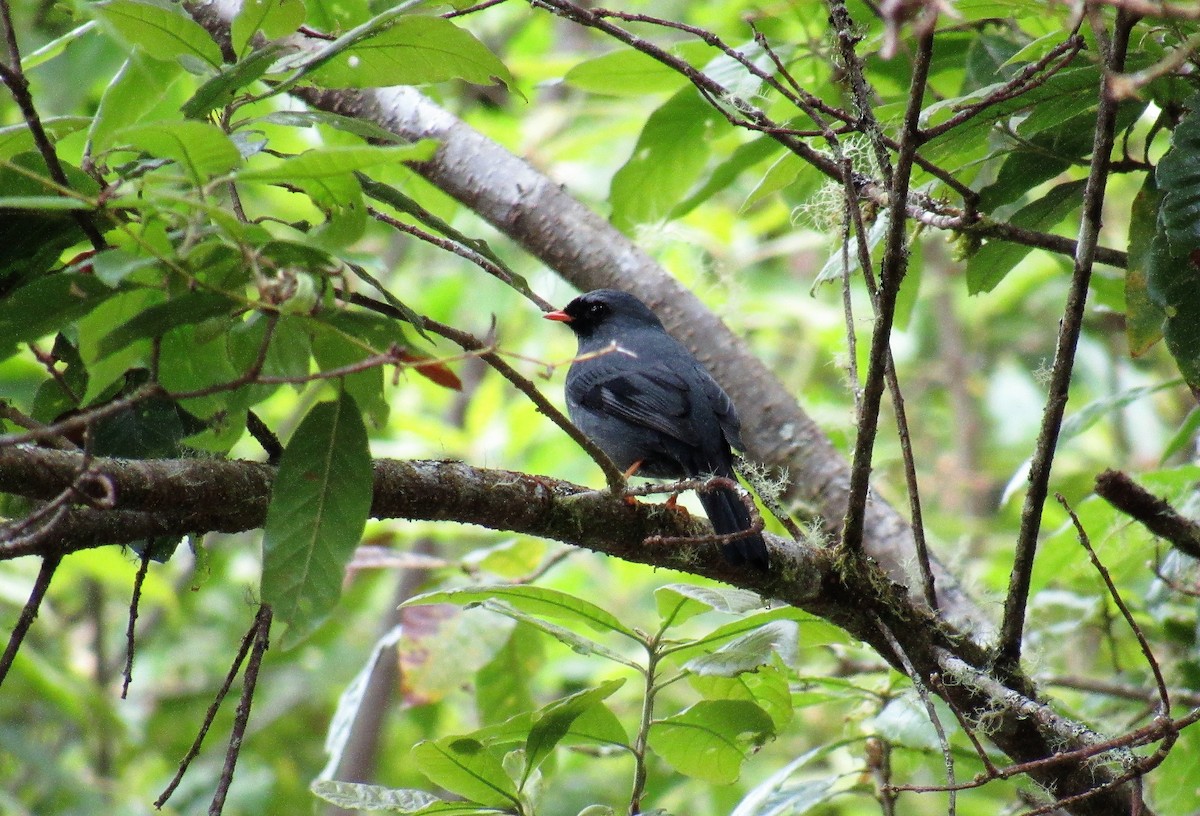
[545,289,769,570]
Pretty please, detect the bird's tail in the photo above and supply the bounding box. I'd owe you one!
[697,482,769,571]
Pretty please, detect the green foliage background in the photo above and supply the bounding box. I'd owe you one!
[2,1,1200,815]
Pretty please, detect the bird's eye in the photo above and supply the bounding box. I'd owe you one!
[589,303,605,315]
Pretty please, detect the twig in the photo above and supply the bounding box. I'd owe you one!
[245,410,284,465]
[0,0,105,249]
[1057,493,1170,718]
[0,384,162,449]
[155,609,262,809]
[1094,469,1200,559]
[444,0,511,16]
[0,553,61,689]
[364,204,554,311]
[1045,675,1200,708]
[996,10,1136,674]
[874,615,956,816]
[121,548,152,699]
[921,35,1084,141]
[209,604,272,816]
[339,288,627,491]
[826,0,895,183]
[840,26,934,554]
[928,673,1000,776]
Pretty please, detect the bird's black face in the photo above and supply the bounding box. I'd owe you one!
[543,289,662,339]
[558,295,613,337]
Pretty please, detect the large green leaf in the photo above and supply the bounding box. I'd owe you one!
[307,15,513,89]
[564,46,694,97]
[647,700,774,784]
[966,179,1086,294]
[404,585,640,640]
[410,736,519,809]
[682,620,799,677]
[522,680,625,783]
[91,0,222,70]
[97,290,238,357]
[653,583,768,627]
[88,54,188,154]
[1157,107,1200,253]
[231,0,305,57]
[610,87,715,231]
[0,274,118,359]
[261,391,373,648]
[115,121,243,184]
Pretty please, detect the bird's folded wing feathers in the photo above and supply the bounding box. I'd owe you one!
[571,362,698,443]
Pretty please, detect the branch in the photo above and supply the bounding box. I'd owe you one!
[0,446,1159,813]
[996,9,1136,674]
[1094,469,1200,559]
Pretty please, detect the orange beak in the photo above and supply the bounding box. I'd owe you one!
[543,310,572,322]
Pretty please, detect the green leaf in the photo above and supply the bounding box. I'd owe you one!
[1126,174,1167,355]
[89,54,188,154]
[653,583,767,627]
[689,666,794,729]
[232,0,305,57]
[79,288,160,404]
[523,680,624,782]
[115,121,243,184]
[239,142,437,183]
[156,323,242,425]
[97,291,238,357]
[469,600,641,670]
[404,585,640,640]
[610,88,716,231]
[475,623,541,724]
[966,179,1086,294]
[0,153,100,286]
[91,0,222,70]
[228,314,313,408]
[671,136,782,219]
[1157,107,1200,253]
[647,700,774,784]
[310,781,441,813]
[0,274,118,359]
[261,391,373,648]
[181,45,283,119]
[564,47,691,96]
[411,736,519,808]
[0,116,91,161]
[308,15,513,89]
[682,620,799,677]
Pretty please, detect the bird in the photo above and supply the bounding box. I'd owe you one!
[544,289,769,571]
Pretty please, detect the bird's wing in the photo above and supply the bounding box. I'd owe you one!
[694,365,744,450]
[570,359,699,444]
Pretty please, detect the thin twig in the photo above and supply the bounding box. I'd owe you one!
[996,10,1136,674]
[340,289,627,491]
[121,548,152,699]
[840,27,934,555]
[209,604,272,816]
[1057,493,1170,718]
[155,609,262,809]
[0,553,61,689]
[0,0,106,249]
[874,615,956,816]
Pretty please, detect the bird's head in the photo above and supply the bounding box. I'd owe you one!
[543,289,664,340]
